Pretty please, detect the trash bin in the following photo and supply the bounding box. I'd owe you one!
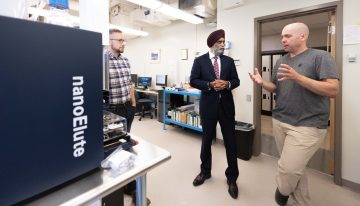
[235,121,255,161]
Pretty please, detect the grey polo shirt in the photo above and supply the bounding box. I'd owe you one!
[272,48,338,129]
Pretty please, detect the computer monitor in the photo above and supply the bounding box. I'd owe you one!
[131,74,138,86]
[156,74,168,87]
[137,77,152,89]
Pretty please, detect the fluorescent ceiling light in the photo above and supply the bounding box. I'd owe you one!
[110,24,149,36]
[125,0,204,24]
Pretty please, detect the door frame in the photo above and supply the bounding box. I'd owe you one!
[253,1,343,185]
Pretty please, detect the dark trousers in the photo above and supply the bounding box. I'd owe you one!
[200,103,239,183]
[109,102,137,193]
[108,102,136,132]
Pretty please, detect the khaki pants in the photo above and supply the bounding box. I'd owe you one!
[272,118,327,206]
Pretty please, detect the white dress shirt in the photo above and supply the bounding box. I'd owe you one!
[209,51,221,77]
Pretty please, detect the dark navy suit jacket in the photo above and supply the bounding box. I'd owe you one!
[190,53,240,119]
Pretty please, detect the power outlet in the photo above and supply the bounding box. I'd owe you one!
[246,94,251,102]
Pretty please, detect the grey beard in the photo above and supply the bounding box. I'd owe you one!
[214,48,224,56]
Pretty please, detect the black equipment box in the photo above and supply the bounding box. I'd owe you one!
[0,15,103,205]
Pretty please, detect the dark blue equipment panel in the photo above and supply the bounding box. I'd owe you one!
[0,15,103,205]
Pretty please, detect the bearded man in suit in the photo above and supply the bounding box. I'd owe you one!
[190,29,240,199]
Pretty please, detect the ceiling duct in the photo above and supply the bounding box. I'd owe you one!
[179,0,216,18]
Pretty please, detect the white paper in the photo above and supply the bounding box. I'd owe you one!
[181,49,188,60]
[101,149,136,176]
[344,25,360,45]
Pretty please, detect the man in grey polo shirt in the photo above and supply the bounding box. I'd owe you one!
[249,22,339,206]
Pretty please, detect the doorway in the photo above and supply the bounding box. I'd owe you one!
[253,1,343,185]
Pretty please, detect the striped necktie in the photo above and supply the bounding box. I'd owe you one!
[213,56,219,79]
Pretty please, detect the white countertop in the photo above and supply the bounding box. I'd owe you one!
[26,134,171,206]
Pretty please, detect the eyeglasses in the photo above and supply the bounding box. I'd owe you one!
[110,39,125,43]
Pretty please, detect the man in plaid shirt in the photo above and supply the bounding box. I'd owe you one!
[106,28,137,132]
[105,29,151,205]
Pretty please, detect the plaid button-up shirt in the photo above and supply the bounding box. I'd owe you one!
[105,50,132,105]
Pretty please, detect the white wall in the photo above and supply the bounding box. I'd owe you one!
[342,0,360,184]
[124,21,214,89]
[0,0,27,19]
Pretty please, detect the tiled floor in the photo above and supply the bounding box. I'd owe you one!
[124,118,360,206]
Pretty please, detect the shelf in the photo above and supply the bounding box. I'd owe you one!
[164,118,203,132]
[164,89,201,97]
[163,89,202,133]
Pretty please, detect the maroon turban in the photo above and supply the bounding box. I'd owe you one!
[207,29,225,47]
